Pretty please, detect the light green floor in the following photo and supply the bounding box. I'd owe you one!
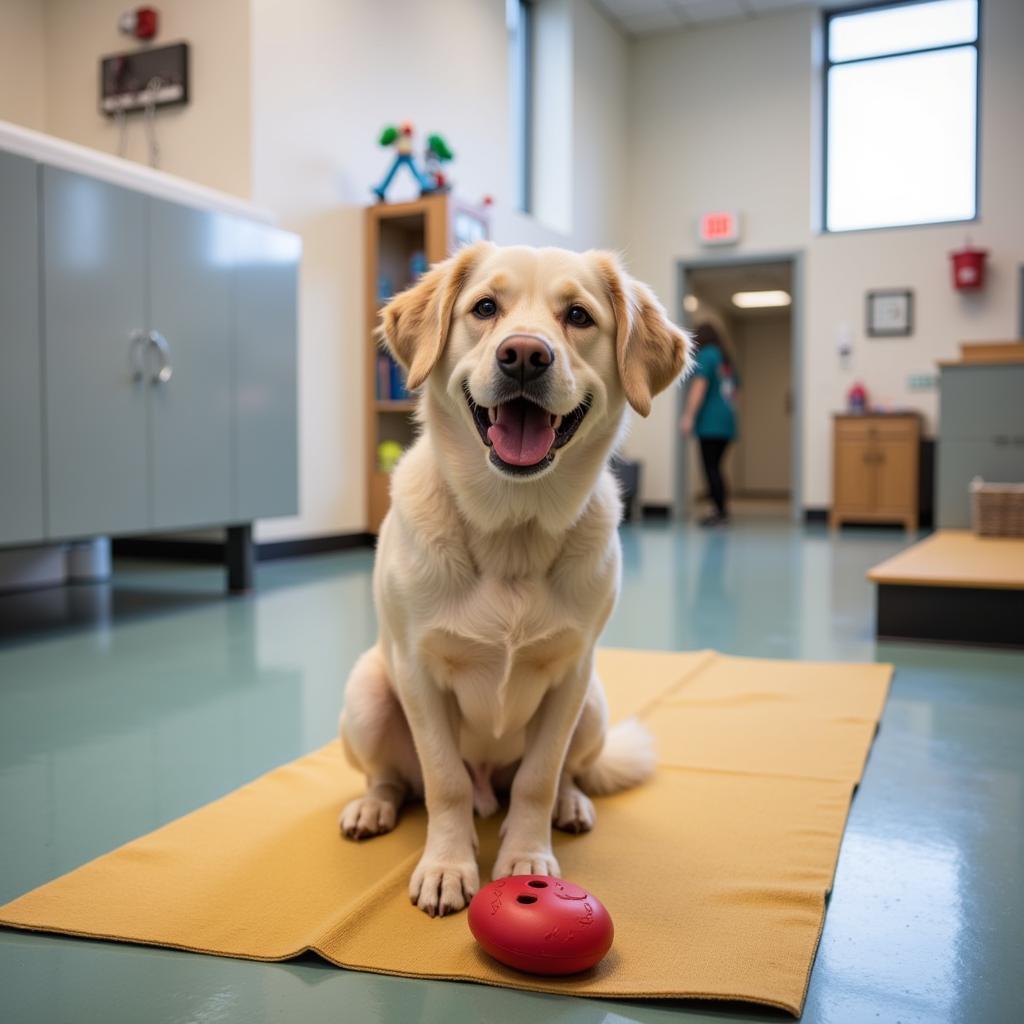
[1,521,1022,1023]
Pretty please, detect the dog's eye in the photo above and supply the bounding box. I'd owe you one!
[566,305,594,328]
[472,297,498,319]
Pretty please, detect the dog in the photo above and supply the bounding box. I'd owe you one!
[339,242,690,916]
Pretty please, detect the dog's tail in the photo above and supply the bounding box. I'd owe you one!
[576,718,656,796]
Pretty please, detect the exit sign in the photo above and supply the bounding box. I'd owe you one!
[698,210,741,246]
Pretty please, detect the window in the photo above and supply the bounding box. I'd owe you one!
[508,0,534,215]
[824,0,980,233]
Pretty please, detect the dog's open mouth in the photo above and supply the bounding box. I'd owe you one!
[464,387,591,476]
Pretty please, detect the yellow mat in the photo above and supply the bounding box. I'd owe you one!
[0,648,891,1016]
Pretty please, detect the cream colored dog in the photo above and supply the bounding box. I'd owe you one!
[339,242,689,916]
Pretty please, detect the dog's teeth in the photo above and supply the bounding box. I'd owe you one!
[553,415,563,430]
[488,407,497,424]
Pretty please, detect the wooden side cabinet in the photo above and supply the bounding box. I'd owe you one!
[830,413,921,531]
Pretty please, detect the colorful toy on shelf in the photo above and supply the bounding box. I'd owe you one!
[377,441,404,474]
[372,122,454,201]
[376,352,409,401]
[409,250,428,282]
[423,133,454,192]
[390,358,409,400]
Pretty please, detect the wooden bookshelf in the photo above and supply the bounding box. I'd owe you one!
[374,399,418,413]
[364,193,489,532]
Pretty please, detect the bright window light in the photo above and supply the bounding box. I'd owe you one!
[732,290,791,309]
[828,0,977,62]
[825,0,979,233]
[508,0,534,214]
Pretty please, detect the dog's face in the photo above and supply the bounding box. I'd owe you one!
[381,243,689,482]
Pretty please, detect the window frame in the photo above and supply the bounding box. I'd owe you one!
[822,0,983,234]
[509,0,535,216]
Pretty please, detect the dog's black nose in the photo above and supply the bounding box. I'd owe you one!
[496,335,554,384]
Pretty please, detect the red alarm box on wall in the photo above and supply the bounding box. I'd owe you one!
[950,245,988,290]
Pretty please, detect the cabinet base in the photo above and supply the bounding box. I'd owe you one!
[876,582,1024,648]
[226,524,254,594]
[830,512,918,532]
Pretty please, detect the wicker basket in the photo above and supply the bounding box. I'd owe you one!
[970,478,1024,538]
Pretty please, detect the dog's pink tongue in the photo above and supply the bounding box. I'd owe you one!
[487,400,556,466]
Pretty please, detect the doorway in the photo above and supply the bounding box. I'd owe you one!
[674,253,803,522]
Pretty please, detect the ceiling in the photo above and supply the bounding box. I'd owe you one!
[596,0,830,36]
[687,261,793,320]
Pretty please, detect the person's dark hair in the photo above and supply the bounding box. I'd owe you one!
[692,322,733,371]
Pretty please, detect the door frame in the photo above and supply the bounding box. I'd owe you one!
[1018,263,1024,337]
[673,250,805,523]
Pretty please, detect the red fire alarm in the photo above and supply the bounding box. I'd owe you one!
[950,244,988,291]
[119,6,159,41]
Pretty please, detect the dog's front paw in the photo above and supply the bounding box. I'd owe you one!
[553,786,595,834]
[409,854,479,917]
[339,795,398,840]
[492,845,561,880]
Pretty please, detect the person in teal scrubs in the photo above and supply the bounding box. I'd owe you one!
[680,323,739,526]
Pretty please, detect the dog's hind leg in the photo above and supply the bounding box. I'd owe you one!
[339,646,422,839]
[553,673,607,833]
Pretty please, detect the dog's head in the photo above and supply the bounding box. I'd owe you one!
[380,242,690,482]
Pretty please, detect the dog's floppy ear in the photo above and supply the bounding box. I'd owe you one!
[379,241,491,391]
[594,252,692,417]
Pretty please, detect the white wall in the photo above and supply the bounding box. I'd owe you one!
[7,0,628,541]
[251,0,629,540]
[0,0,47,130]
[8,0,1022,526]
[623,0,1024,508]
[572,0,628,248]
[39,0,252,197]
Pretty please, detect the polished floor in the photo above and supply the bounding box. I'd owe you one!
[1,521,1021,1024]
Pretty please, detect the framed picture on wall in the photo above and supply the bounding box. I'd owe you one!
[866,289,913,337]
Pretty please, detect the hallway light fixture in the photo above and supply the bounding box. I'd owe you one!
[732,290,791,308]
[683,294,699,313]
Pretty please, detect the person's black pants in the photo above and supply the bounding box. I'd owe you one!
[698,437,731,517]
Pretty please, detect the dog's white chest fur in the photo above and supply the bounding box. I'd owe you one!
[419,572,586,762]
[378,447,621,770]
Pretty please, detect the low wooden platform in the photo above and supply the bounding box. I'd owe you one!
[868,530,1024,647]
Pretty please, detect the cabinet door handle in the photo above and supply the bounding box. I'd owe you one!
[130,329,148,382]
[992,434,1010,447]
[148,330,173,384]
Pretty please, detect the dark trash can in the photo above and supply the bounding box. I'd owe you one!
[609,455,641,523]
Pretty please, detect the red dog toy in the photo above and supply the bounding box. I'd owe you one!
[468,875,614,975]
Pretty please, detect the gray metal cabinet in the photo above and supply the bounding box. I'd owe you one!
[2,150,297,588]
[0,151,45,546]
[149,198,233,530]
[43,165,149,539]
[231,219,300,521]
[937,363,1024,528]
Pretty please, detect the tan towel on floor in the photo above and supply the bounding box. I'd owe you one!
[0,649,890,1015]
